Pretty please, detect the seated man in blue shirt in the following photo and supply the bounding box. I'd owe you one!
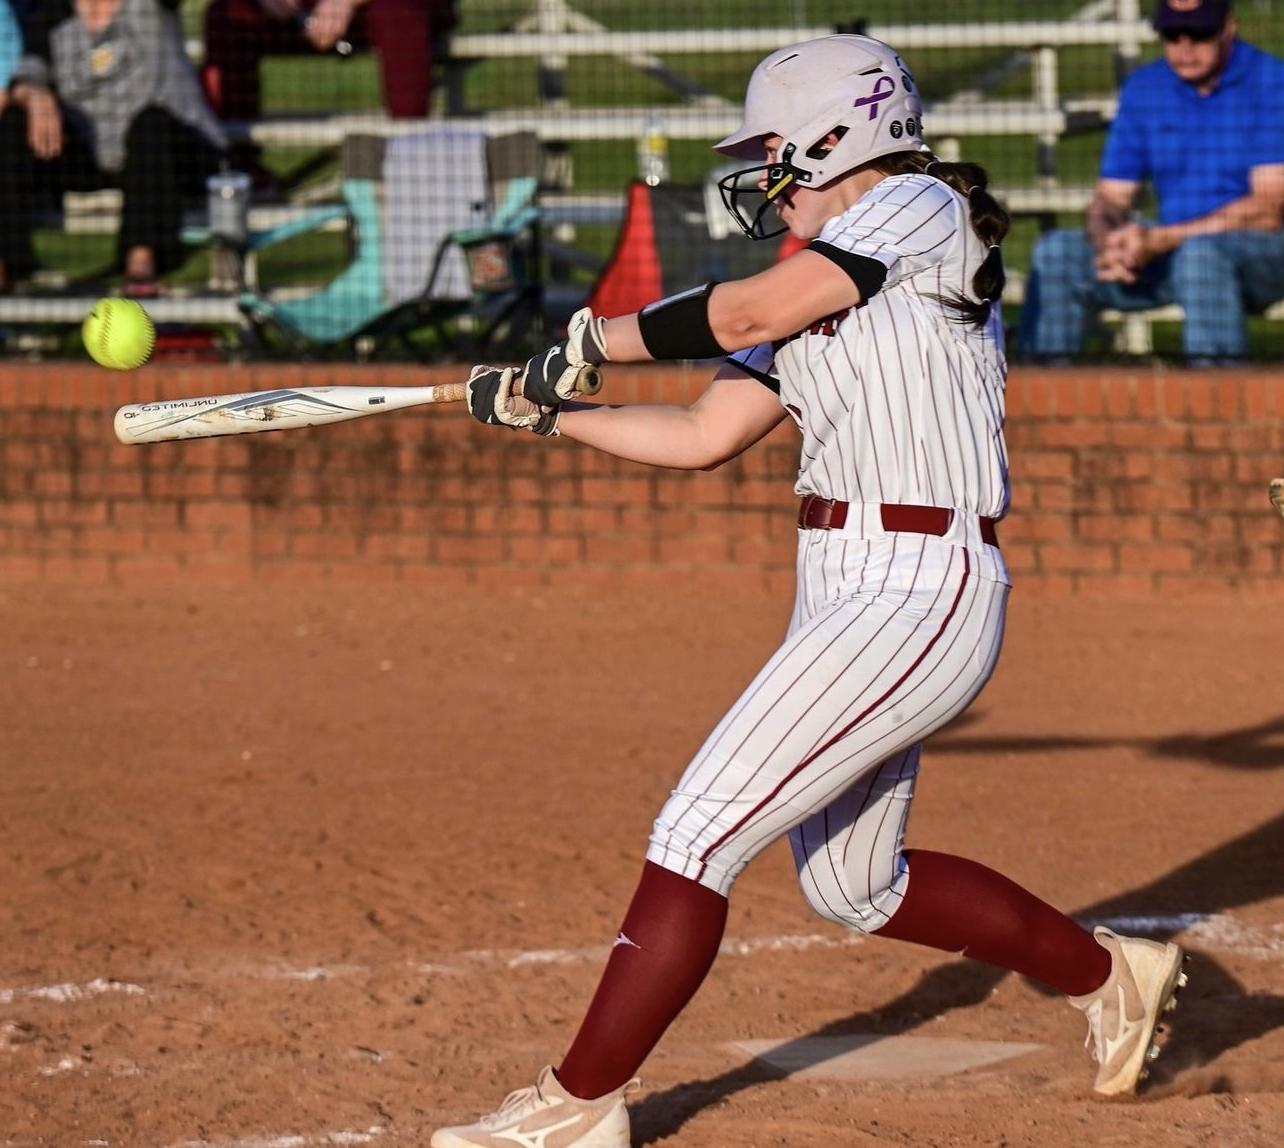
[1019,0,1284,365]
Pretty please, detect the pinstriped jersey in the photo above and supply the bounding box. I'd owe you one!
[731,173,1010,519]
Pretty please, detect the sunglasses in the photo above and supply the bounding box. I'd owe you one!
[1159,25,1223,44]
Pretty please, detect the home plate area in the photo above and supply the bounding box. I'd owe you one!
[728,1034,1044,1082]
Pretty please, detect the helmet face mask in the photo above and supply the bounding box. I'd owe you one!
[714,35,927,240]
[716,162,790,241]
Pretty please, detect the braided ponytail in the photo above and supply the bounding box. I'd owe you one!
[871,152,1010,328]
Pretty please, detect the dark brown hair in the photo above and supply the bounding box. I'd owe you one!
[869,151,1010,328]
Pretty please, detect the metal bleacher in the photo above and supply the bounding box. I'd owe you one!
[0,1,1149,344]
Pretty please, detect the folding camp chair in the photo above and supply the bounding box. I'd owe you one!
[236,129,542,359]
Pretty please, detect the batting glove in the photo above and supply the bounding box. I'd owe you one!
[465,365,560,437]
[521,306,609,408]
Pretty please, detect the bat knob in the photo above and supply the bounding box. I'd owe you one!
[578,365,603,396]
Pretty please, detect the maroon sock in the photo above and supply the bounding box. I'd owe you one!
[556,862,728,1099]
[873,849,1111,996]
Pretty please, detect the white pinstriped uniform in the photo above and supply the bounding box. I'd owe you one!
[645,173,1013,930]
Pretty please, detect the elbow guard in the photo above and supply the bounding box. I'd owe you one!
[637,282,728,361]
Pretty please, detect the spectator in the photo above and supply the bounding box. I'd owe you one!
[0,0,227,295]
[1019,0,1284,366]
[201,0,457,121]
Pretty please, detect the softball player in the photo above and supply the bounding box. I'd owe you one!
[436,36,1187,1148]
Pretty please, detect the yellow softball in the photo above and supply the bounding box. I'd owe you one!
[82,298,156,371]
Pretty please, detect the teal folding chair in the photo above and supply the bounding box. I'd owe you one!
[235,130,542,359]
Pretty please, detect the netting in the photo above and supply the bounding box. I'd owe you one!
[0,0,1279,363]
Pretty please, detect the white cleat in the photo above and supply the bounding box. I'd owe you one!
[1067,927,1187,1096]
[431,1065,639,1148]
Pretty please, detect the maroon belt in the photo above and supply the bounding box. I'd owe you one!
[798,495,998,547]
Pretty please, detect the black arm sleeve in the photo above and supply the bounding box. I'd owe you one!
[808,241,889,301]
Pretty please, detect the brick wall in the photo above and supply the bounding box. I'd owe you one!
[2,362,1282,595]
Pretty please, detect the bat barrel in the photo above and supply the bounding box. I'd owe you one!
[112,367,605,445]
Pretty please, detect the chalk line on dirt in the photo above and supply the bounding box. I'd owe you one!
[0,977,145,1004]
[5,913,1280,1009]
[171,1127,385,1147]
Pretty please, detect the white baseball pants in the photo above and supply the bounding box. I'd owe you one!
[646,521,1009,932]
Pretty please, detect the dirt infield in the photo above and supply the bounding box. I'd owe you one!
[2,581,1282,1147]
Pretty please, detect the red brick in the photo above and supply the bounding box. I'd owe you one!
[112,554,184,582]
[1004,516,1071,543]
[436,534,505,563]
[1188,425,1228,451]
[1011,572,1075,596]
[729,536,790,567]
[657,534,731,564]
[181,553,256,582]
[325,561,406,586]
[1156,573,1241,597]
[81,526,146,554]
[999,542,1039,574]
[401,564,475,588]
[1040,543,1117,573]
[507,535,583,564]
[291,532,362,559]
[358,533,430,562]
[254,559,331,582]
[678,566,772,595]
[1072,572,1155,598]
[583,535,657,564]
[0,554,43,582]
[183,501,254,531]
[1077,515,1154,543]
[1018,452,1074,480]
[548,505,619,534]
[1119,544,1194,573]
[44,556,112,584]
[1035,423,1111,449]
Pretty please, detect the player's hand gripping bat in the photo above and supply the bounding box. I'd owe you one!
[112,364,602,445]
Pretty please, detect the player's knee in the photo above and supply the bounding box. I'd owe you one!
[798,872,902,935]
[645,826,743,897]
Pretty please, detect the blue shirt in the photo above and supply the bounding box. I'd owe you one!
[1100,40,1284,225]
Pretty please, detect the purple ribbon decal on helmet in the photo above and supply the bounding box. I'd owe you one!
[852,74,896,121]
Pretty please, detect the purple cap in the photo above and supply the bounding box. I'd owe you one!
[1153,0,1232,31]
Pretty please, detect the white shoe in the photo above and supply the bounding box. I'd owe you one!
[430,1065,639,1148]
[1067,926,1187,1096]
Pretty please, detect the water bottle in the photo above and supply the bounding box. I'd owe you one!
[637,113,670,187]
[206,170,253,246]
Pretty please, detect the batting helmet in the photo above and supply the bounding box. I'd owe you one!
[713,35,927,239]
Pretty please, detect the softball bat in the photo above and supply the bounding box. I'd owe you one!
[112,364,602,445]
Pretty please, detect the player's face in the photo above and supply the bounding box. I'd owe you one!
[759,134,843,240]
[1161,18,1236,88]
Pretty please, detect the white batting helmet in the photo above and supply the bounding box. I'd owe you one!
[713,35,927,237]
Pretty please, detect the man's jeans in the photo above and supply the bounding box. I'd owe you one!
[1018,228,1284,364]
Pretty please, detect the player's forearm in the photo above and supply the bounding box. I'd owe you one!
[554,402,734,470]
[1147,195,1284,254]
